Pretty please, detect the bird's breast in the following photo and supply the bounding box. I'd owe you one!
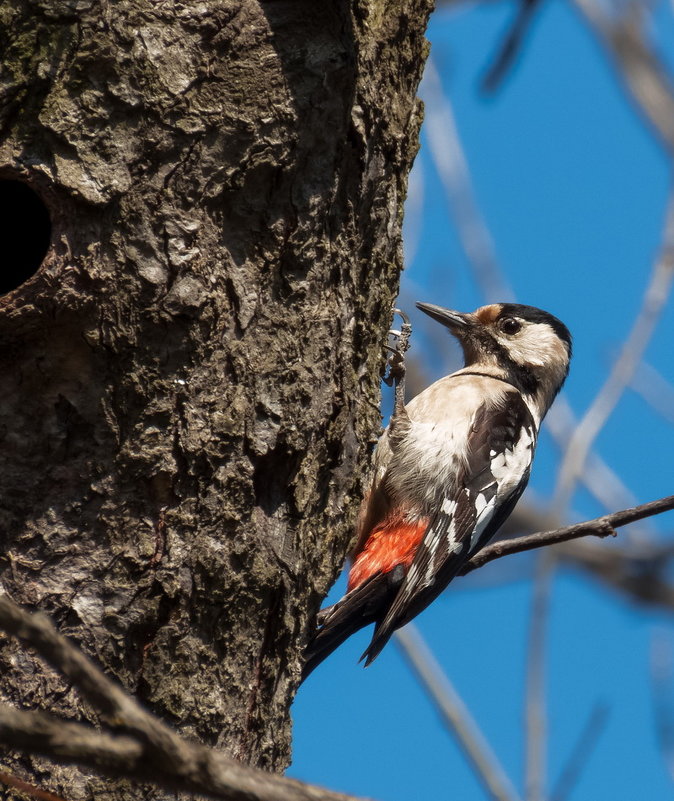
[382,375,510,513]
[384,418,471,512]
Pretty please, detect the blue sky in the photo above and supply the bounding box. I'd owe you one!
[291,2,674,799]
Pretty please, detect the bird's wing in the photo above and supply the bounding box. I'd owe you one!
[362,391,536,664]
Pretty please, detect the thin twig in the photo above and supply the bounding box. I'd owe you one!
[0,594,372,801]
[544,398,641,525]
[422,58,516,303]
[394,624,522,801]
[571,0,674,153]
[553,193,674,514]
[550,702,609,801]
[489,500,674,610]
[651,630,674,783]
[0,770,70,801]
[524,554,553,801]
[630,360,674,426]
[556,539,674,611]
[481,0,542,92]
[461,494,674,575]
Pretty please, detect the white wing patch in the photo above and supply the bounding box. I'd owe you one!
[473,489,490,516]
[490,427,534,491]
[441,498,457,515]
[468,424,534,552]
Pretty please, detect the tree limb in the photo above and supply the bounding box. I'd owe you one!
[553,193,674,513]
[394,624,522,801]
[550,701,609,801]
[461,494,674,575]
[524,554,553,801]
[0,594,372,801]
[571,0,674,153]
[0,702,366,801]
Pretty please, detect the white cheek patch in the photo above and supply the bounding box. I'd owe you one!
[505,323,568,368]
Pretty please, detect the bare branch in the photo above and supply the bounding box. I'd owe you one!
[0,594,172,746]
[394,623,522,801]
[474,500,674,611]
[461,494,674,575]
[556,539,674,611]
[0,705,142,770]
[0,769,70,801]
[554,194,674,513]
[0,702,369,801]
[524,555,553,801]
[495,498,674,611]
[0,594,372,801]
[630,360,674,426]
[481,0,542,92]
[550,702,609,801]
[571,0,674,153]
[422,58,516,303]
[651,631,674,783]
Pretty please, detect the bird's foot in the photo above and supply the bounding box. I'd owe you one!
[383,308,412,388]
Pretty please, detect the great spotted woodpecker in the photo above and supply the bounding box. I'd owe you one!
[303,301,572,678]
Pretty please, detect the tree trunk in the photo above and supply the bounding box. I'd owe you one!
[0,1,432,796]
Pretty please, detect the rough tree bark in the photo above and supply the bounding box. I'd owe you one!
[0,1,433,798]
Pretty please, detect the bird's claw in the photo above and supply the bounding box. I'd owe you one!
[384,308,412,387]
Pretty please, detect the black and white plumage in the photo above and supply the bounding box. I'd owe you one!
[302,302,572,679]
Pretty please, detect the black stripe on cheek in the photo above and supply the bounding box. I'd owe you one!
[488,340,540,396]
[505,359,540,396]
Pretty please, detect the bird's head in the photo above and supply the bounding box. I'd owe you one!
[417,301,572,419]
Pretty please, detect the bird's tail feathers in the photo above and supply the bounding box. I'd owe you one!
[301,566,405,681]
[360,620,396,667]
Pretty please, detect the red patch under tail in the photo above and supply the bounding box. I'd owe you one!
[348,512,428,592]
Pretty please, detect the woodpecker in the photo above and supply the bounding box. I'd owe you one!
[302,301,572,679]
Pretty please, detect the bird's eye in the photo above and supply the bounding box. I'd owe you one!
[500,317,521,335]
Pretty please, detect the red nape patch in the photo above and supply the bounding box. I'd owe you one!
[347,513,428,592]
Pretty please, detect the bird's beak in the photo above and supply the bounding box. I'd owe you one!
[416,302,473,333]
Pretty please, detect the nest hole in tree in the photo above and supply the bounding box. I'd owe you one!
[0,179,52,295]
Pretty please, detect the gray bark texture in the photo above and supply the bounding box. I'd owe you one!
[0,0,432,797]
